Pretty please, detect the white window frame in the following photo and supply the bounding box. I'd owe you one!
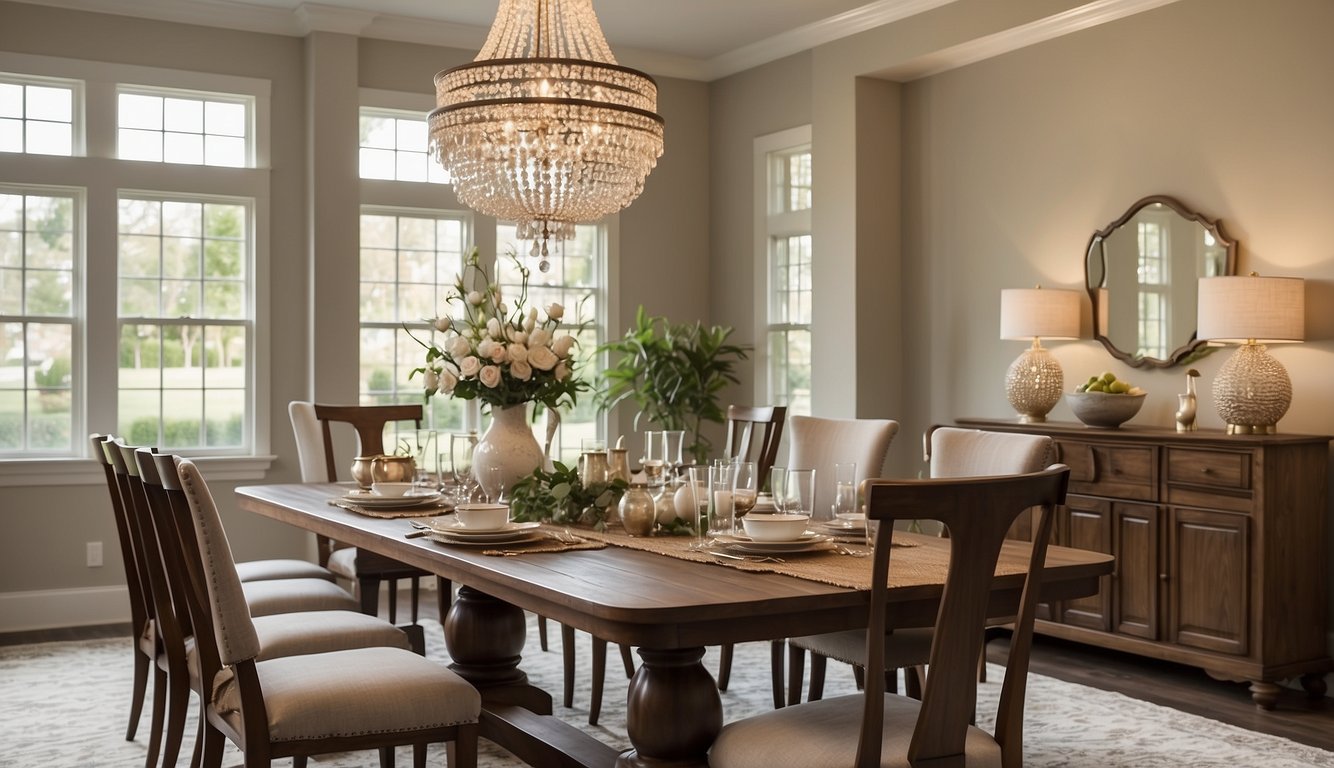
[0,52,272,485]
[115,84,255,168]
[753,125,812,415]
[0,72,85,157]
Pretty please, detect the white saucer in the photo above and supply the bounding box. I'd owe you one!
[427,528,543,546]
[343,489,443,508]
[428,519,540,536]
[713,532,831,553]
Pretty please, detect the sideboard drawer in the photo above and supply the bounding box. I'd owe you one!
[1057,440,1157,501]
[1166,448,1251,491]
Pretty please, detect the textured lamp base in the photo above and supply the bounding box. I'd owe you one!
[1005,345,1064,423]
[1213,343,1292,434]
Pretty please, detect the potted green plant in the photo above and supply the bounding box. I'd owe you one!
[597,306,749,464]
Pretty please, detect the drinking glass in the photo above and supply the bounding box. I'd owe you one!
[450,432,477,503]
[688,465,711,546]
[831,462,860,528]
[782,468,817,518]
[413,430,437,486]
[663,430,686,482]
[481,465,506,504]
[708,463,735,537]
[642,431,665,491]
[731,461,758,527]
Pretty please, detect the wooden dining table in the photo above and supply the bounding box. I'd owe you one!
[236,483,1114,768]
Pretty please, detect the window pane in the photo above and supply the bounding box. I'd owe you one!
[162,201,201,236]
[163,97,203,133]
[1,80,76,157]
[203,281,243,317]
[119,128,162,161]
[359,109,449,185]
[204,101,246,137]
[25,86,71,122]
[0,268,18,314]
[0,119,21,152]
[118,236,160,277]
[26,121,71,155]
[119,198,160,234]
[204,134,245,167]
[360,147,396,180]
[161,388,203,449]
[119,93,162,130]
[361,115,395,149]
[24,270,71,315]
[163,237,201,278]
[163,131,204,164]
[0,84,20,118]
[118,89,251,168]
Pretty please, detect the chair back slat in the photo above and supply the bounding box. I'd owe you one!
[135,448,196,639]
[308,403,424,483]
[723,405,787,491]
[177,459,262,665]
[856,466,1068,768]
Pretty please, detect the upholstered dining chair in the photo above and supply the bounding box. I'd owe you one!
[786,427,1054,703]
[708,466,1070,768]
[176,457,481,768]
[290,401,451,624]
[141,450,430,768]
[770,415,900,708]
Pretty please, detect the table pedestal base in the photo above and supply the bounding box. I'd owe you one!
[616,647,723,768]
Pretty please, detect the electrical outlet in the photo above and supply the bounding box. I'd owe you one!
[86,541,103,568]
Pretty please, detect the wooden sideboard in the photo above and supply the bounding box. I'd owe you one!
[957,418,1331,708]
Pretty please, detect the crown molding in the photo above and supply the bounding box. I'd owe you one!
[9,0,308,36]
[877,0,1184,81]
[294,3,376,35]
[703,0,959,80]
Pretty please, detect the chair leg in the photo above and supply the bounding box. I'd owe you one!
[786,644,806,706]
[717,643,734,691]
[294,757,308,768]
[413,742,427,768]
[590,636,607,725]
[905,665,925,700]
[853,664,866,691]
[619,644,636,678]
[160,666,191,768]
[807,652,827,702]
[358,575,382,617]
[145,666,166,768]
[538,615,549,651]
[200,721,225,768]
[378,744,395,768]
[410,577,421,624]
[451,723,479,768]
[561,623,576,708]
[387,579,399,624]
[126,648,149,740]
[436,577,452,622]
[769,640,785,710]
[189,717,203,768]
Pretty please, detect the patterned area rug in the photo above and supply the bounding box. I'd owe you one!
[2,616,1332,767]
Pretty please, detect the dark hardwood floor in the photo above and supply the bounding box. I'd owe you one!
[6,586,1332,753]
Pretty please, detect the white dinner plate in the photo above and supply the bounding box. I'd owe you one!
[712,532,832,553]
[819,518,867,535]
[343,489,443,508]
[427,528,543,546]
[427,519,540,536]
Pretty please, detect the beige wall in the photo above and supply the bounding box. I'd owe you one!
[0,2,710,625]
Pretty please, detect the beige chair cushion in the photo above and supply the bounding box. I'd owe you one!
[242,578,358,617]
[789,628,934,669]
[326,546,358,580]
[710,693,1001,768]
[930,427,1052,479]
[214,647,480,742]
[288,401,328,483]
[251,610,411,659]
[235,559,334,583]
[786,416,899,518]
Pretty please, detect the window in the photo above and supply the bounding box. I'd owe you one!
[117,195,250,449]
[0,188,79,452]
[359,109,450,184]
[117,88,250,167]
[358,209,470,436]
[0,75,77,156]
[757,131,812,416]
[1136,218,1168,360]
[496,224,605,465]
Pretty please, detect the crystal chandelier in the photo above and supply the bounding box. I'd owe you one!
[429,0,665,271]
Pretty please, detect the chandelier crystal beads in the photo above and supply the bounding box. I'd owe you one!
[429,0,665,269]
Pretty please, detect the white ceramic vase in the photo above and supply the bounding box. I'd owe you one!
[472,404,545,494]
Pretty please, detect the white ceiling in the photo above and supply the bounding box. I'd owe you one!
[11,0,963,80]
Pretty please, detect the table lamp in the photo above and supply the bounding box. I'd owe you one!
[1197,273,1305,434]
[1000,286,1082,423]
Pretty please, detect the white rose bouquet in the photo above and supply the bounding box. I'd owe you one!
[411,248,589,413]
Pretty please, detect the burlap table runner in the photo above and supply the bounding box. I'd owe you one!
[567,527,941,591]
[328,497,454,519]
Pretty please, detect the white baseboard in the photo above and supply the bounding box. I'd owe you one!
[0,586,131,633]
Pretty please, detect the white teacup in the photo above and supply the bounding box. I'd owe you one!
[370,482,414,497]
[742,513,811,542]
[454,503,510,531]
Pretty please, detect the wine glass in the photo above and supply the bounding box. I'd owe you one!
[783,468,817,518]
[731,461,757,532]
[642,430,665,490]
[413,429,437,487]
[663,430,686,483]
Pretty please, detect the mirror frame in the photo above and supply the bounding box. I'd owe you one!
[1085,194,1238,368]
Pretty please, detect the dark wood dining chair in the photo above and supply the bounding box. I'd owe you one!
[787,427,1055,704]
[174,457,481,768]
[290,401,451,624]
[709,465,1070,768]
[713,404,788,691]
[91,434,153,748]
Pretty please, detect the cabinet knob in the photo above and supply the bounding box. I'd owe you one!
[1159,573,1169,582]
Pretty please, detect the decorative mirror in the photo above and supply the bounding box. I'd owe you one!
[1085,195,1237,368]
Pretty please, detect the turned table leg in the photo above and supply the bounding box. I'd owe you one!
[616,647,723,768]
[444,585,552,714]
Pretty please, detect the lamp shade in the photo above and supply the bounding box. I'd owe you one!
[1197,275,1305,343]
[1000,288,1081,340]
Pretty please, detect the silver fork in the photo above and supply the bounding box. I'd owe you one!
[833,544,869,558]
